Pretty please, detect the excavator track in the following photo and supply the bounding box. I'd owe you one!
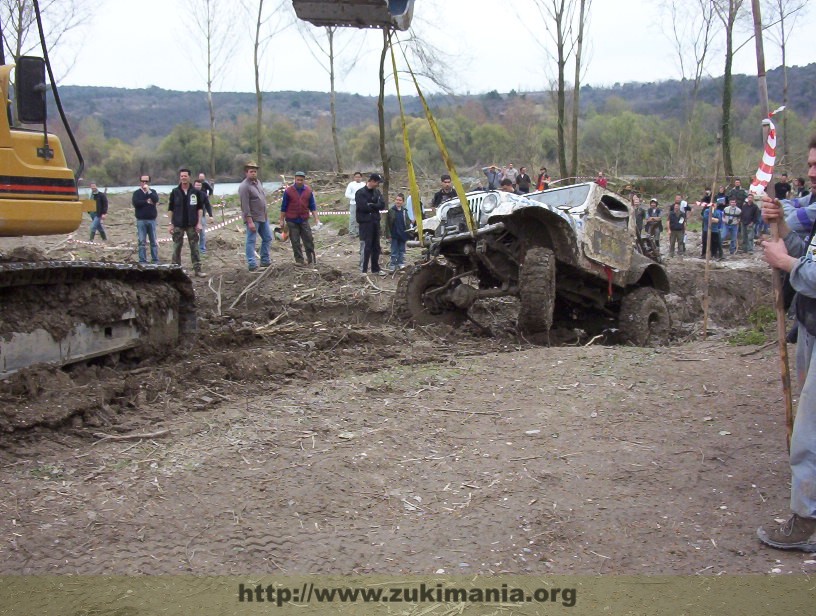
[0,261,196,377]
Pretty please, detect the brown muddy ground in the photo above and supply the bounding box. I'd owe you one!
[1,196,813,577]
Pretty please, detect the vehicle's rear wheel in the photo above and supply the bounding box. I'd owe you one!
[394,262,466,326]
[618,286,671,346]
[518,246,556,334]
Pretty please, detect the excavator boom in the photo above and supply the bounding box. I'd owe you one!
[292,0,415,30]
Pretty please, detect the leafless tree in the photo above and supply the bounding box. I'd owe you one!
[299,24,365,173]
[247,0,290,169]
[662,0,717,176]
[186,0,237,178]
[713,0,749,180]
[377,28,392,201]
[531,0,574,181]
[0,0,93,78]
[569,0,591,180]
[763,0,808,162]
[529,0,591,182]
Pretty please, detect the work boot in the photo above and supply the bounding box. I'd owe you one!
[757,514,816,551]
[307,251,316,264]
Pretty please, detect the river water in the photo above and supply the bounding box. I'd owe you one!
[81,181,283,199]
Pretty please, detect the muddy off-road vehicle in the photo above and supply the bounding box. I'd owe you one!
[394,182,671,345]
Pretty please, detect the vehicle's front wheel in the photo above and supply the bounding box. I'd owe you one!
[394,262,466,326]
[618,286,671,346]
[518,246,556,334]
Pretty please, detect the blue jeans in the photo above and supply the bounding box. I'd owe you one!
[89,213,107,240]
[740,224,755,253]
[389,238,406,269]
[136,219,159,263]
[792,326,816,517]
[246,219,272,268]
[199,214,208,253]
[724,224,739,254]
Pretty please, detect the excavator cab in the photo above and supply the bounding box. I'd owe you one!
[292,0,415,31]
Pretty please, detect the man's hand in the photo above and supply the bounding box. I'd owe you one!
[168,223,174,235]
[247,219,256,232]
[762,237,797,272]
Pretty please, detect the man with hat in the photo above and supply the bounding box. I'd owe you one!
[355,173,388,276]
[238,160,272,272]
[279,171,320,266]
[645,198,663,248]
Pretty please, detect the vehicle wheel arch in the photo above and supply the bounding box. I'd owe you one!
[503,210,580,267]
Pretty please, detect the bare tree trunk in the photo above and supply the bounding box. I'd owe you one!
[254,0,264,167]
[378,28,391,201]
[569,0,588,180]
[328,27,343,173]
[554,1,568,180]
[716,0,744,181]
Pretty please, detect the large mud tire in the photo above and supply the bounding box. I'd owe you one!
[618,286,671,347]
[394,262,466,326]
[518,247,556,334]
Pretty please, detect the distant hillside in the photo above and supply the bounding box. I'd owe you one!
[56,63,816,143]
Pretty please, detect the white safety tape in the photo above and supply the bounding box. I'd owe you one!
[67,215,244,246]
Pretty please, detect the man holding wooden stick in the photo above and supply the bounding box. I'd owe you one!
[757,135,816,552]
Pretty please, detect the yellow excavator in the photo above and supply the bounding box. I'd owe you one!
[0,0,195,378]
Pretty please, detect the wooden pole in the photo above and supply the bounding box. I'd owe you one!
[751,0,794,451]
[702,135,721,341]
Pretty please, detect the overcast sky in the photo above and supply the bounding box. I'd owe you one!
[59,0,814,96]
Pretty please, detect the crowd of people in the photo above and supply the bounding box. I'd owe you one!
[628,174,810,261]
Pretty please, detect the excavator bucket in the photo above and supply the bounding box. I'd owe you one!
[292,0,415,31]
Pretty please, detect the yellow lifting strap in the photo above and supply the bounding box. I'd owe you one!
[389,41,425,246]
[395,39,477,237]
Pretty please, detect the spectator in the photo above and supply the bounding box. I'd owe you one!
[279,171,320,266]
[132,174,160,264]
[89,183,108,241]
[238,161,271,272]
[645,198,663,247]
[194,179,214,255]
[499,178,517,193]
[344,171,365,237]
[596,171,608,188]
[386,193,411,271]
[723,197,742,256]
[715,185,728,206]
[516,166,532,193]
[728,178,748,208]
[701,202,723,260]
[739,193,760,253]
[482,165,502,190]
[502,163,519,187]
[700,188,712,205]
[432,174,457,207]
[667,201,685,257]
[356,173,387,276]
[774,172,792,200]
[168,168,206,277]
[197,172,214,198]
[756,135,816,551]
[632,194,645,237]
[795,177,809,198]
[536,167,550,191]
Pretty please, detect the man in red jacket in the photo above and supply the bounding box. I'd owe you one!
[279,171,321,265]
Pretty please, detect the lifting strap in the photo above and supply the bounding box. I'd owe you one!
[389,40,424,246]
[395,37,476,237]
